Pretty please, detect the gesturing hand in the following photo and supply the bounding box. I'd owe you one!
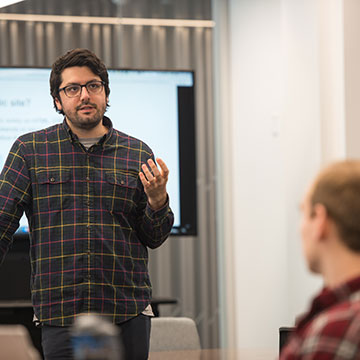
[139,158,169,210]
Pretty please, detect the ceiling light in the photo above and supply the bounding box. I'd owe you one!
[0,0,25,9]
[0,13,215,28]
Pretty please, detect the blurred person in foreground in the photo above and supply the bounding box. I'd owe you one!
[0,48,174,360]
[281,160,360,359]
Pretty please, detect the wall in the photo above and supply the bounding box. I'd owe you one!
[344,0,360,158]
[213,0,346,350]
[230,0,291,348]
[285,0,346,323]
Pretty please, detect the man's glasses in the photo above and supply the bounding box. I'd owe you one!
[58,80,105,98]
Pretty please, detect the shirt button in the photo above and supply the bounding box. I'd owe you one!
[49,177,55,182]
[86,176,90,181]
[120,180,125,185]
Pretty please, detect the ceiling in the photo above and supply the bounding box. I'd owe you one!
[0,0,212,19]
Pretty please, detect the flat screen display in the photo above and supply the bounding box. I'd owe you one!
[0,67,197,236]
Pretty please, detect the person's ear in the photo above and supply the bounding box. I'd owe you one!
[55,97,62,112]
[313,204,329,241]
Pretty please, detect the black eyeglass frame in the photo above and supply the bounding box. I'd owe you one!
[58,80,105,98]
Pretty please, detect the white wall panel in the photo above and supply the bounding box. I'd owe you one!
[213,0,347,350]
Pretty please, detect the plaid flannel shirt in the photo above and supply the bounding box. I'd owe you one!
[0,116,174,326]
[281,276,360,359]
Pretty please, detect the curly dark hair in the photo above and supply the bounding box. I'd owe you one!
[50,48,110,114]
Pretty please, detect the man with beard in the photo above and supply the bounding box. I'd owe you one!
[280,160,360,359]
[0,48,174,359]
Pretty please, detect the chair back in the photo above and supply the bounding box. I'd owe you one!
[150,317,201,352]
[0,325,41,360]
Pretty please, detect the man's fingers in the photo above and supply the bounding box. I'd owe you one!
[141,163,154,182]
[139,171,148,186]
[147,159,161,178]
[156,158,169,178]
[140,158,169,187]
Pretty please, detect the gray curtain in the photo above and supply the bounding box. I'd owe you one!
[0,13,218,349]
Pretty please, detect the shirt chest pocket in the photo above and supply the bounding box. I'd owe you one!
[35,170,71,210]
[105,172,138,214]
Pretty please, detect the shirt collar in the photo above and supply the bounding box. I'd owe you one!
[62,116,114,145]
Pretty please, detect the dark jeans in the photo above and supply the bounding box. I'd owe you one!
[41,314,151,360]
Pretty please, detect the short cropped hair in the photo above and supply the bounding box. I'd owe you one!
[50,48,110,114]
[311,160,360,252]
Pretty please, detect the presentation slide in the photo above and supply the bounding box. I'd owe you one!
[0,68,194,232]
